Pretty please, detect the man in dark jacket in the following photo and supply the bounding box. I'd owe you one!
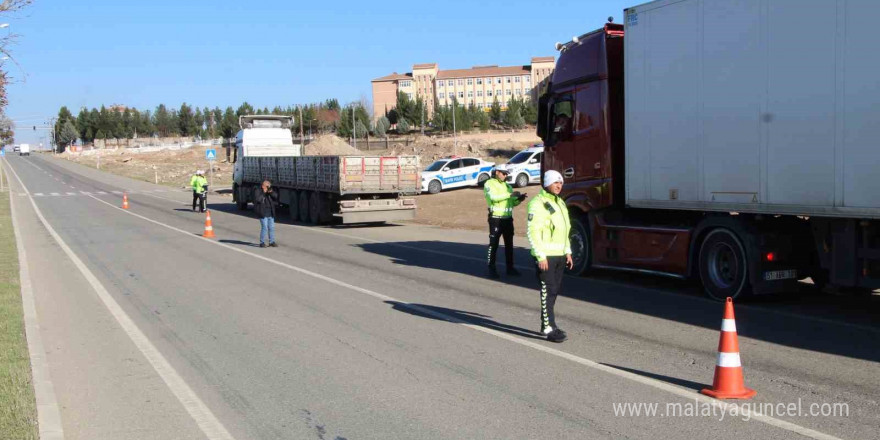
[254,180,279,248]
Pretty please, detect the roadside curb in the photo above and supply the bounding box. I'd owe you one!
[6,159,65,440]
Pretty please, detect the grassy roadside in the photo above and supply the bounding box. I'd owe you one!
[0,191,38,439]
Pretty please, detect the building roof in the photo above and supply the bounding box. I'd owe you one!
[371,72,413,82]
[531,56,555,63]
[436,65,529,79]
[413,63,438,69]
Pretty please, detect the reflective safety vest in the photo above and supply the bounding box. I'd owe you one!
[190,174,207,193]
[527,189,572,261]
[484,178,521,218]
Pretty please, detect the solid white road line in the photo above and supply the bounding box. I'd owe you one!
[87,193,841,440]
[5,161,236,440]
[5,161,65,440]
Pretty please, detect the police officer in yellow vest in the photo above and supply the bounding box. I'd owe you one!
[484,164,527,279]
[527,170,573,343]
[190,170,208,213]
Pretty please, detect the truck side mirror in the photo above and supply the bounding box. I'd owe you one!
[536,93,550,140]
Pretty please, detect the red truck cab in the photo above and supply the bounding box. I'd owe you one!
[537,23,816,300]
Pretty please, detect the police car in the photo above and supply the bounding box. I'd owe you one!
[421,156,496,194]
[504,144,543,187]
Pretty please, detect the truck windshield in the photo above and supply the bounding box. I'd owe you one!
[425,160,450,172]
[507,152,532,164]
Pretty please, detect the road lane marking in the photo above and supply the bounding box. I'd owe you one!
[86,193,842,440]
[5,160,236,440]
[4,161,65,440]
[132,190,879,335]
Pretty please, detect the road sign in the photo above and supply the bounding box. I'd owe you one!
[206,149,217,161]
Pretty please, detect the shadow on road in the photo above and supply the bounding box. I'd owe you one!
[206,200,406,229]
[219,239,260,248]
[385,301,546,340]
[602,363,707,392]
[359,240,880,363]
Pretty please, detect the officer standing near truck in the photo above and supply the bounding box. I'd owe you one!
[527,170,573,343]
[484,164,527,279]
[190,170,208,213]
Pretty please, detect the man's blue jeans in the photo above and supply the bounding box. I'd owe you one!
[259,216,275,245]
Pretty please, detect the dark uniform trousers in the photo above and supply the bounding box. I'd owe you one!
[536,255,565,330]
[488,216,515,270]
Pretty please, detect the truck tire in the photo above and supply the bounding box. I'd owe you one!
[234,184,248,210]
[309,192,325,224]
[698,228,752,301]
[568,215,592,275]
[288,190,299,221]
[515,173,529,188]
[298,191,310,223]
[428,180,441,194]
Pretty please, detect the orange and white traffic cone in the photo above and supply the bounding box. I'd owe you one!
[122,193,129,210]
[202,210,216,238]
[701,297,757,399]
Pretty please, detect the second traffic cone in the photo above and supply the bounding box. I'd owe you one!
[202,210,216,238]
[122,193,129,209]
[701,297,757,399]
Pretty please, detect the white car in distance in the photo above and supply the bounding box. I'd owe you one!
[421,156,495,194]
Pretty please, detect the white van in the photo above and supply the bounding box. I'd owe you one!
[19,144,30,156]
[504,144,543,187]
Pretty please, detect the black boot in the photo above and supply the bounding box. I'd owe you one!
[487,267,500,279]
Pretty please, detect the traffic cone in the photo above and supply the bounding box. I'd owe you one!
[122,193,129,210]
[701,297,757,399]
[202,210,216,238]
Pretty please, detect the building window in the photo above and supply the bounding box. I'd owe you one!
[487,90,493,97]
[439,92,445,98]
[477,90,483,97]
[506,89,512,95]
[448,80,454,86]
[458,91,464,98]
[457,79,463,86]
[476,78,482,85]
[401,80,412,87]
[496,78,502,84]
[514,76,521,83]
[408,92,413,99]
[467,91,473,97]
[467,78,473,85]
[516,89,522,95]
[506,77,511,83]
[525,76,531,83]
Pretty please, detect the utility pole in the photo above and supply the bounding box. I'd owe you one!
[421,103,425,136]
[351,106,356,149]
[298,106,304,149]
[452,101,457,156]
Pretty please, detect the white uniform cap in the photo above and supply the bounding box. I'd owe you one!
[543,170,564,187]
[197,170,204,175]
[495,164,510,174]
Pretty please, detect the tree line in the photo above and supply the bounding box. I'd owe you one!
[53,100,342,151]
[53,91,540,150]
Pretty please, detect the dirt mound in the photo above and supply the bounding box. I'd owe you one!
[304,135,361,156]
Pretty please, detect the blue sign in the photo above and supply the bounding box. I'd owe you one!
[205,149,216,160]
[0,149,4,157]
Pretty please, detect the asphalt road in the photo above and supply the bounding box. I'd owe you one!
[3,153,878,440]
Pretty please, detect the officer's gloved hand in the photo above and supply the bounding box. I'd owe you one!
[518,194,528,201]
[511,191,522,199]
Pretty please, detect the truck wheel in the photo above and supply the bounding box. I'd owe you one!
[428,180,441,194]
[309,192,326,224]
[568,216,592,275]
[234,184,248,210]
[477,173,490,187]
[298,191,310,223]
[698,228,752,301]
[288,190,299,221]
[515,173,529,188]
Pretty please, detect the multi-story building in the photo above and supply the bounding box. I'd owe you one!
[371,57,555,121]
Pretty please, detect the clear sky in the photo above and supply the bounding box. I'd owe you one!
[6,0,633,146]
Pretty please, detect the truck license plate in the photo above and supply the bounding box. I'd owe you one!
[764,269,797,281]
